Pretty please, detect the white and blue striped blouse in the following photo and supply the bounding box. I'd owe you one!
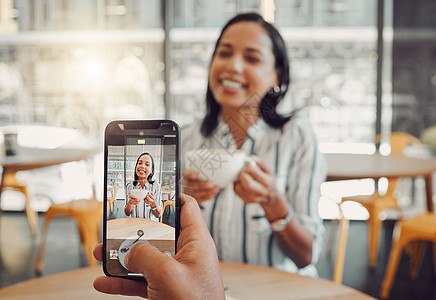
[125,181,162,221]
[181,112,327,277]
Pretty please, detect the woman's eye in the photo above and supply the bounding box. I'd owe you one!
[246,56,261,63]
[217,51,232,58]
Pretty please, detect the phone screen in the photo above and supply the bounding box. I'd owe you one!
[103,120,180,278]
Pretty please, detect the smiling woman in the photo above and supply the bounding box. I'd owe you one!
[124,152,162,220]
[181,12,327,277]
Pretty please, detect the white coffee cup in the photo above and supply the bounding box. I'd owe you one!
[185,149,256,188]
[130,189,148,200]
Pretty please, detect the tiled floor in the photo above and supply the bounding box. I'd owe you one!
[0,207,435,299]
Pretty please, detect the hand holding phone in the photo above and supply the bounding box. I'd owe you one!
[103,120,181,278]
[93,194,225,299]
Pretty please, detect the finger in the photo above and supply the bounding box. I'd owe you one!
[186,179,217,190]
[193,190,219,202]
[182,170,199,181]
[183,181,218,198]
[178,194,211,236]
[233,183,256,204]
[176,194,221,268]
[233,182,250,203]
[93,243,103,262]
[93,276,148,298]
[125,242,174,279]
[238,171,265,198]
[250,156,271,174]
[243,163,269,187]
[148,192,155,201]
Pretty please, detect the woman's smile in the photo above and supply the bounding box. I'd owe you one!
[219,78,247,90]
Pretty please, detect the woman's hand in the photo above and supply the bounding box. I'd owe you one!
[125,195,141,216]
[128,195,141,206]
[182,170,220,205]
[144,191,161,217]
[144,191,155,205]
[234,157,276,204]
[234,157,288,221]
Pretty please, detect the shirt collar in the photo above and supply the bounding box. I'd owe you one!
[214,115,269,149]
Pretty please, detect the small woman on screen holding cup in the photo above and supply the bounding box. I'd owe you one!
[182,13,327,277]
[125,152,162,221]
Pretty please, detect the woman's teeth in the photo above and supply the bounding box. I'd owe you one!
[221,79,242,89]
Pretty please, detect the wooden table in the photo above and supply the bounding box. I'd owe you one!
[325,153,436,212]
[0,262,375,300]
[106,218,176,275]
[0,146,96,235]
[107,218,175,240]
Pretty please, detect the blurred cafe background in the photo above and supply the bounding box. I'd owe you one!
[1,0,436,299]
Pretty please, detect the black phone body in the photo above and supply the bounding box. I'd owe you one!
[103,120,181,278]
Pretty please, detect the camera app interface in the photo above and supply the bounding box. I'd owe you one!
[105,132,177,277]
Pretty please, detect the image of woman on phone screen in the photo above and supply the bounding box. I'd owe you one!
[125,152,162,221]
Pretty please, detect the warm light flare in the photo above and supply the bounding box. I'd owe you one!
[81,57,108,81]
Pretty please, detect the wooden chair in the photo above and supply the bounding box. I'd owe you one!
[163,199,175,213]
[160,192,174,223]
[333,204,350,284]
[1,172,38,236]
[325,198,350,284]
[339,132,421,269]
[35,198,102,273]
[380,212,436,299]
[107,186,118,212]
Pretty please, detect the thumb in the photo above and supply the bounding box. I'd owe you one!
[125,242,173,278]
[251,156,270,174]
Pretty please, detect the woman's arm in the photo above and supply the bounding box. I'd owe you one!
[124,196,134,216]
[124,183,132,216]
[235,117,326,268]
[146,183,162,218]
[124,183,140,216]
[234,161,314,268]
[148,192,161,218]
[260,189,314,268]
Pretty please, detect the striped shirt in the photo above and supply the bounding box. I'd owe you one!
[181,113,327,277]
[124,181,162,221]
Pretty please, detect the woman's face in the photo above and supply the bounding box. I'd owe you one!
[209,21,279,110]
[136,154,153,180]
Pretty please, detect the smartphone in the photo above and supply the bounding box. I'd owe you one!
[103,120,181,278]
